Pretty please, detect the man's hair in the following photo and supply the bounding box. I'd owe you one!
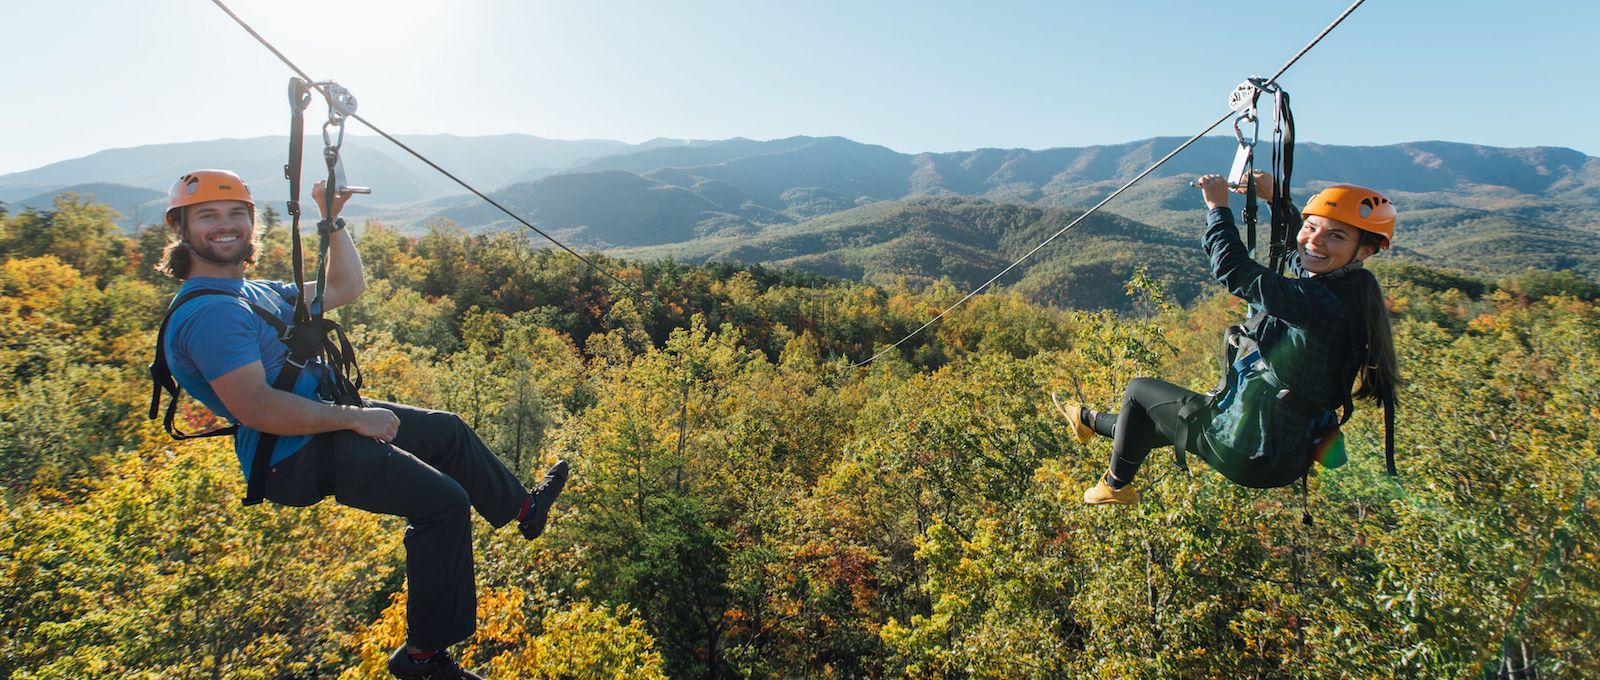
[154,207,261,280]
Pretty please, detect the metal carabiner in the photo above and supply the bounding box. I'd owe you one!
[314,81,357,155]
[322,117,347,157]
[1232,110,1259,149]
[1227,110,1260,186]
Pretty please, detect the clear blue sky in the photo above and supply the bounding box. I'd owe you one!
[3,0,1595,175]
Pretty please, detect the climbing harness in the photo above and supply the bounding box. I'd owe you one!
[147,79,366,506]
[1169,311,1354,485]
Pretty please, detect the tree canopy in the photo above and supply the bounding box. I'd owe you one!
[1,200,1594,678]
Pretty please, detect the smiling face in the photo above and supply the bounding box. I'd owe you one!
[1297,214,1377,275]
[180,199,255,270]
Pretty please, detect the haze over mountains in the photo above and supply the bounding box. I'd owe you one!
[4,134,1595,308]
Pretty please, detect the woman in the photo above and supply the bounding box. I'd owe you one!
[1058,174,1401,505]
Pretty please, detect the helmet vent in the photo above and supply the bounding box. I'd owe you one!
[1359,196,1383,218]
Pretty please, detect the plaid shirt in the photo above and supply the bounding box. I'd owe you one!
[1199,207,1365,483]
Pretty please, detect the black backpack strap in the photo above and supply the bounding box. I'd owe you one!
[1384,398,1396,476]
[150,289,242,440]
[242,351,309,506]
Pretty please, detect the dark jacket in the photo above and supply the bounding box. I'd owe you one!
[1198,207,1369,487]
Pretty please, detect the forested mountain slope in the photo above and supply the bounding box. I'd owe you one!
[2,197,1596,677]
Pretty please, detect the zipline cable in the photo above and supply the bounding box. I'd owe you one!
[853,0,1368,368]
[215,0,797,463]
[214,0,1364,367]
[213,0,784,365]
[209,0,639,296]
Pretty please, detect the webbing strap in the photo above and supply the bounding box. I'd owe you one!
[1300,474,1313,527]
[242,357,306,506]
[150,289,242,440]
[1384,399,1396,476]
[1267,87,1297,274]
[286,78,314,327]
[1240,132,1259,255]
[1172,394,1211,475]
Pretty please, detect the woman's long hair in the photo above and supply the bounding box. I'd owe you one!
[1351,233,1401,410]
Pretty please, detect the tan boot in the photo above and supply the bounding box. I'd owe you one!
[1083,477,1140,506]
[1050,391,1096,445]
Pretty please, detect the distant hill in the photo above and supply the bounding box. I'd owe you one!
[436,170,755,246]
[13,183,166,228]
[0,134,684,220]
[615,196,1208,310]
[8,133,1596,290]
[423,136,1599,284]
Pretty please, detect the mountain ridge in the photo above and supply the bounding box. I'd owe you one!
[5,135,1594,291]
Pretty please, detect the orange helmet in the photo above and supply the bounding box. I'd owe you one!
[1302,184,1395,249]
[165,170,254,226]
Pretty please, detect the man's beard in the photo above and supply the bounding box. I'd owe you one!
[185,229,253,266]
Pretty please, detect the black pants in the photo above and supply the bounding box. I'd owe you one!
[260,400,527,651]
[1088,377,1207,485]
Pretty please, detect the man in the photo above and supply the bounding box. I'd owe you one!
[156,169,567,680]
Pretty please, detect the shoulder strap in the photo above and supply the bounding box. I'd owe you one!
[1384,397,1396,476]
[148,288,296,439]
[149,289,242,440]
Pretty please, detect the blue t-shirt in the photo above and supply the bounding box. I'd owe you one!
[163,277,327,479]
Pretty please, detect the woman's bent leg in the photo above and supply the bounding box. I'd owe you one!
[1106,378,1203,486]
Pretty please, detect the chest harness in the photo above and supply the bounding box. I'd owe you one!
[148,78,365,505]
[1169,261,1397,527]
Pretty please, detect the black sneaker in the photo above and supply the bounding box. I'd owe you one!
[386,647,483,680]
[518,459,569,540]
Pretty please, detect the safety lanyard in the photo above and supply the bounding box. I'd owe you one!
[314,81,357,313]
[284,77,358,322]
[281,77,363,407]
[1267,86,1296,275]
[286,78,314,325]
[1224,77,1297,272]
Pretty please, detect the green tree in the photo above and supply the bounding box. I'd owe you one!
[0,193,129,282]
